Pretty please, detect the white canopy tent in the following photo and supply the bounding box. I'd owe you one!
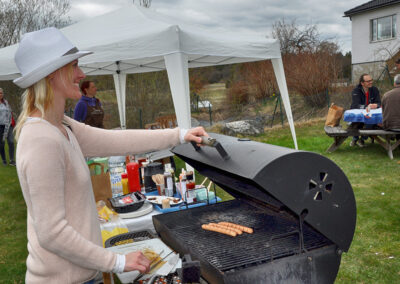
[0,4,298,149]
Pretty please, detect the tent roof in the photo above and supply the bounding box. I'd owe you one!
[0,4,281,79]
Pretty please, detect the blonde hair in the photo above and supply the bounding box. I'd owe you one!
[14,62,74,140]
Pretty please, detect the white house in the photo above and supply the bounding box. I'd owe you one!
[344,0,400,82]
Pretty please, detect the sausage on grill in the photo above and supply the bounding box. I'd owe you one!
[208,222,243,235]
[201,224,237,237]
[218,222,254,234]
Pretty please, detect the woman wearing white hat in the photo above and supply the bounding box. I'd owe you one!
[13,27,207,283]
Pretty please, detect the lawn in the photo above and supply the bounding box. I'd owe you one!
[1,120,399,283]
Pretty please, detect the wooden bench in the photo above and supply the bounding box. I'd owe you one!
[325,126,400,159]
[358,129,400,159]
[324,125,360,152]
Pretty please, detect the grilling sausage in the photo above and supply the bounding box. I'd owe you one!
[201,224,237,237]
[208,222,243,235]
[218,222,254,234]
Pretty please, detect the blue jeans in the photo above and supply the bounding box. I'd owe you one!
[83,280,95,284]
[351,123,375,141]
[0,125,14,162]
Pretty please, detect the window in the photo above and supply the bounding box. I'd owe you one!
[370,15,397,41]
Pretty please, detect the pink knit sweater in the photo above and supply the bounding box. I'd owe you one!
[16,116,181,283]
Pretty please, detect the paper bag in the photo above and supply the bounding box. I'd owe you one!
[89,162,112,208]
[325,103,344,127]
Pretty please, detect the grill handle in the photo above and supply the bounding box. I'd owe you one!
[190,136,230,160]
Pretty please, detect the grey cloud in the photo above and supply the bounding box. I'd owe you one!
[69,0,367,52]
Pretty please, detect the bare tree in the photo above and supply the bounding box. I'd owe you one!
[0,0,71,47]
[133,0,152,8]
[272,19,320,54]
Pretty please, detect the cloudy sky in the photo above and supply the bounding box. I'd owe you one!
[68,0,368,53]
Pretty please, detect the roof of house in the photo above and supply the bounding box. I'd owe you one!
[344,0,400,17]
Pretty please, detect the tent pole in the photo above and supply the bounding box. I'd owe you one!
[271,58,298,149]
[113,70,127,129]
[164,52,193,173]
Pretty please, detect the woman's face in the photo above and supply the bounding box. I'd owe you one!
[0,90,3,101]
[85,82,97,97]
[51,60,86,100]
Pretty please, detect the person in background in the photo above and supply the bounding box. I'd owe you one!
[74,80,104,128]
[349,73,381,147]
[0,88,15,166]
[382,74,400,130]
[13,27,208,283]
[396,58,400,71]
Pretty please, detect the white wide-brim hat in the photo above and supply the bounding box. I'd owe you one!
[13,27,92,89]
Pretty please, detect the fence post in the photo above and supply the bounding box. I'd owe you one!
[326,88,330,108]
[278,95,284,126]
[209,105,212,126]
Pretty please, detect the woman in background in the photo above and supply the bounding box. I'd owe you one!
[0,88,15,166]
[74,80,105,128]
[13,27,207,283]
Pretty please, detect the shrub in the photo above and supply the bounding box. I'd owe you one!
[226,81,249,111]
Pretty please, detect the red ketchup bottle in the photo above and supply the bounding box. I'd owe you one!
[126,162,141,192]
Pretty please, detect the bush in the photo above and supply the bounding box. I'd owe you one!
[241,60,277,100]
[283,51,341,108]
[226,81,249,111]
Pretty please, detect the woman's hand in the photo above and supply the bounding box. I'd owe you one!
[124,251,151,273]
[184,126,208,144]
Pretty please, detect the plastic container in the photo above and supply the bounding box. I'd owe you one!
[126,162,141,192]
[108,156,126,197]
[164,171,174,197]
[93,157,109,175]
[186,171,195,190]
[121,173,129,195]
[108,192,146,214]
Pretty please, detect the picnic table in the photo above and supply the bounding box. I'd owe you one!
[324,124,400,159]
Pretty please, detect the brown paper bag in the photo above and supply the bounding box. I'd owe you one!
[89,162,112,208]
[325,103,344,127]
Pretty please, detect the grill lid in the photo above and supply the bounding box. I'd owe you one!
[172,133,356,251]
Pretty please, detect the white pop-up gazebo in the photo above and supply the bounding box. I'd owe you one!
[0,4,298,149]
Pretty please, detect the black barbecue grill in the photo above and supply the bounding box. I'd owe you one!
[152,133,356,284]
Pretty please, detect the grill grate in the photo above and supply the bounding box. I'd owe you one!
[162,200,332,272]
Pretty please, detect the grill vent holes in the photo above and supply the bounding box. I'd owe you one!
[309,180,317,190]
[308,172,333,202]
[314,192,322,201]
[325,183,333,193]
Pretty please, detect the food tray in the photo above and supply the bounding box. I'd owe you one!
[104,230,155,248]
[109,192,146,214]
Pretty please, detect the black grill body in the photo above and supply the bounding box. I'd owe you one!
[152,133,356,283]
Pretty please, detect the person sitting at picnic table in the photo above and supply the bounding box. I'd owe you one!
[382,74,400,132]
[74,80,104,128]
[13,27,208,284]
[349,73,381,147]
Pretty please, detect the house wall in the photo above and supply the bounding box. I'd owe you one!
[350,4,400,82]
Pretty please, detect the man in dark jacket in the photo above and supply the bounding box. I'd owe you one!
[349,73,381,147]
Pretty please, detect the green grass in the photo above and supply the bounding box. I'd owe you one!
[252,120,400,284]
[0,144,26,283]
[1,120,400,283]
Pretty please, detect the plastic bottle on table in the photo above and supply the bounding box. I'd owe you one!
[121,173,129,195]
[108,156,126,197]
[126,162,141,192]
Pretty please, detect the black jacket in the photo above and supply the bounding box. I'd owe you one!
[350,84,381,109]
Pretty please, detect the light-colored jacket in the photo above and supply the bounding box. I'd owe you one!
[0,99,12,126]
[16,116,181,283]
